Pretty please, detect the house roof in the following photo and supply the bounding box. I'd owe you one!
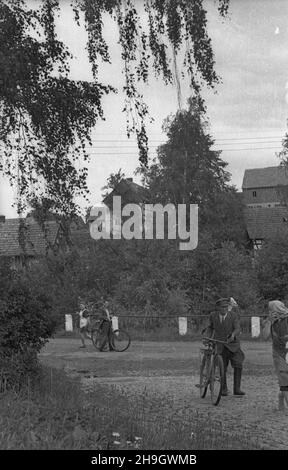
[0,218,60,257]
[244,206,288,240]
[242,166,288,189]
[102,178,149,206]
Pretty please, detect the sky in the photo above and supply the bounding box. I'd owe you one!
[1,0,288,217]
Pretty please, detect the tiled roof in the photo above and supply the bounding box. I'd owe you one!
[124,178,148,195]
[0,219,59,257]
[242,166,288,189]
[103,178,149,206]
[244,206,288,240]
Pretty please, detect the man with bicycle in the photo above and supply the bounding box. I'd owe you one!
[97,299,114,352]
[203,297,245,397]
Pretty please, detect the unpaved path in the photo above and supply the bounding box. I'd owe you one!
[39,339,288,449]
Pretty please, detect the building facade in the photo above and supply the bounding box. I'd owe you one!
[242,166,288,249]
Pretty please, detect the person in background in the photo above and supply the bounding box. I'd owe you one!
[229,297,239,313]
[78,299,90,349]
[203,297,245,397]
[263,301,288,410]
[97,299,114,352]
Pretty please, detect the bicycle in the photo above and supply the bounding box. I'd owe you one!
[84,316,101,342]
[198,337,226,406]
[82,301,131,352]
[91,318,131,352]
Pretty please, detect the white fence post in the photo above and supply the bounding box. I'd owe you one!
[112,316,119,331]
[251,316,260,338]
[178,317,187,336]
[65,314,73,332]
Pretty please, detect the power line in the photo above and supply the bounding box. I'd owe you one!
[213,146,282,152]
[86,153,157,156]
[214,141,282,147]
[85,146,282,155]
[213,136,284,142]
[88,136,285,143]
[0,148,282,156]
[90,130,285,136]
[84,140,283,149]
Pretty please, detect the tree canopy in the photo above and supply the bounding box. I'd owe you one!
[139,96,230,204]
[138,95,248,247]
[256,229,288,301]
[0,0,230,216]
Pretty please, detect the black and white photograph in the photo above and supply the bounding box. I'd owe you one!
[0,0,288,458]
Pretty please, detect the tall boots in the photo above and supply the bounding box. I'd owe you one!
[284,391,288,407]
[233,368,245,396]
[279,390,288,410]
[221,373,228,396]
[278,391,285,411]
[221,356,229,396]
[222,369,245,396]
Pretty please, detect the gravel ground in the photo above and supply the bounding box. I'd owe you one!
[39,338,288,449]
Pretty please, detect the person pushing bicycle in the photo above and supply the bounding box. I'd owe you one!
[202,297,245,397]
[97,299,114,352]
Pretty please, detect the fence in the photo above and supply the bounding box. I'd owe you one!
[65,314,264,338]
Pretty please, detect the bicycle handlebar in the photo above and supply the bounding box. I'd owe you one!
[202,336,228,345]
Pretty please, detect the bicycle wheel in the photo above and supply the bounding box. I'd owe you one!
[91,329,109,351]
[210,354,224,406]
[199,352,210,398]
[110,329,131,352]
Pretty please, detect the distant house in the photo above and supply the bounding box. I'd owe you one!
[0,216,64,268]
[242,166,288,208]
[244,206,288,250]
[242,166,288,249]
[102,177,150,208]
[89,178,149,237]
[26,211,90,252]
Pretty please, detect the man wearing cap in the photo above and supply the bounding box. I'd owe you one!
[203,297,245,396]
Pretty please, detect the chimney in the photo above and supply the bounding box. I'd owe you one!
[0,215,5,223]
[126,178,133,182]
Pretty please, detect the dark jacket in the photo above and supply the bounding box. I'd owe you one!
[204,310,241,353]
[271,317,288,359]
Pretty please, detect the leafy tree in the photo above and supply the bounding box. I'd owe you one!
[256,229,288,301]
[201,188,249,249]
[0,265,57,388]
[139,96,247,247]
[112,239,188,312]
[139,96,230,205]
[184,236,259,319]
[0,0,230,216]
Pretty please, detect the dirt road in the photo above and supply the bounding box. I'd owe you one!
[39,339,288,449]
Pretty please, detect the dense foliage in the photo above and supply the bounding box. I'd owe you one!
[256,229,288,302]
[0,0,230,215]
[0,266,57,389]
[139,96,230,205]
[138,95,248,247]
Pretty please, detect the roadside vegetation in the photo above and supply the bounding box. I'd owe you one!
[0,366,260,450]
[1,0,287,451]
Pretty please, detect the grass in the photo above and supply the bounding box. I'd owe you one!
[0,366,261,450]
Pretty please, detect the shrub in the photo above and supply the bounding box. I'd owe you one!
[0,278,57,391]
